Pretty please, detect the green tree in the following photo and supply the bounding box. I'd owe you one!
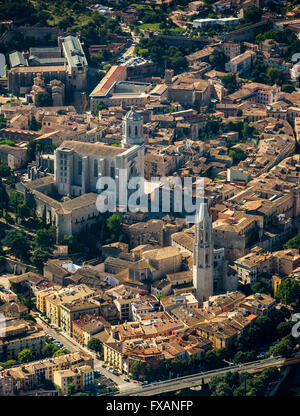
[27,140,42,162]
[233,350,248,364]
[284,231,300,251]
[67,382,76,396]
[106,214,122,241]
[17,202,33,221]
[276,279,300,306]
[243,6,263,24]
[34,226,56,249]
[0,164,11,177]
[267,335,295,358]
[0,181,9,216]
[251,281,269,294]
[90,48,112,65]
[276,321,294,340]
[30,248,50,271]
[61,234,75,252]
[28,116,42,131]
[87,338,102,353]
[130,360,143,379]
[212,381,233,396]
[209,49,227,71]
[3,229,30,261]
[241,122,255,139]
[0,359,16,368]
[266,66,285,86]
[18,348,33,363]
[187,354,200,370]
[8,190,23,213]
[36,92,52,107]
[203,348,225,371]
[53,348,70,357]
[0,115,6,129]
[93,101,108,116]
[221,73,237,94]
[144,363,153,381]
[42,343,59,357]
[281,84,295,93]
[229,148,247,164]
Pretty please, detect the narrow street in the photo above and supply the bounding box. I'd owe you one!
[35,316,138,393]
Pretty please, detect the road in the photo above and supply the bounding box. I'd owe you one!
[115,354,300,396]
[34,316,300,396]
[36,316,138,393]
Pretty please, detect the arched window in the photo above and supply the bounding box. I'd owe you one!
[111,163,115,179]
[94,159,98,177]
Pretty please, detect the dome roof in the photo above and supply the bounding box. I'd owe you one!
[125,106,143,121]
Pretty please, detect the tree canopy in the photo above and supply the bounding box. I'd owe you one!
[18,348,33,363]
[276,279,300,306]
[3,229,30,261]
[88,338,102,353]
[36,92,52,107]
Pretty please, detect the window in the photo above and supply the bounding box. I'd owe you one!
[111,163,115,179]
[94,159,98,177]
[78,160,82,175]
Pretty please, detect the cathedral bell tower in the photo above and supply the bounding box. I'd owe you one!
[193,203,214,306]
[122,106,144,148]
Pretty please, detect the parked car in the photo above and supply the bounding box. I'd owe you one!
[124,379,130,382]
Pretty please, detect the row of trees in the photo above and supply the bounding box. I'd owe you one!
[130,353,202,381]
[43,338,70,358]
[0,189,58,270]
[0,348,35,366]
[208,367,279,396]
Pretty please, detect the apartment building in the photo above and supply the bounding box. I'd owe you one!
[225,50,256,74]
[5,352,93,393]
[59,300,100,338]
[53,365,94,395]
[0,318,45,361]
[72,315,106,348]
[45,285,96,328]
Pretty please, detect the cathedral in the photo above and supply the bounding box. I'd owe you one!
[53,107,145,199]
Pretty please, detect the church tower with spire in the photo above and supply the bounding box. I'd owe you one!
[193,203,214,305]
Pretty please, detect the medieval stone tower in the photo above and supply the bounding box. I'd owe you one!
[193,202,214,306]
